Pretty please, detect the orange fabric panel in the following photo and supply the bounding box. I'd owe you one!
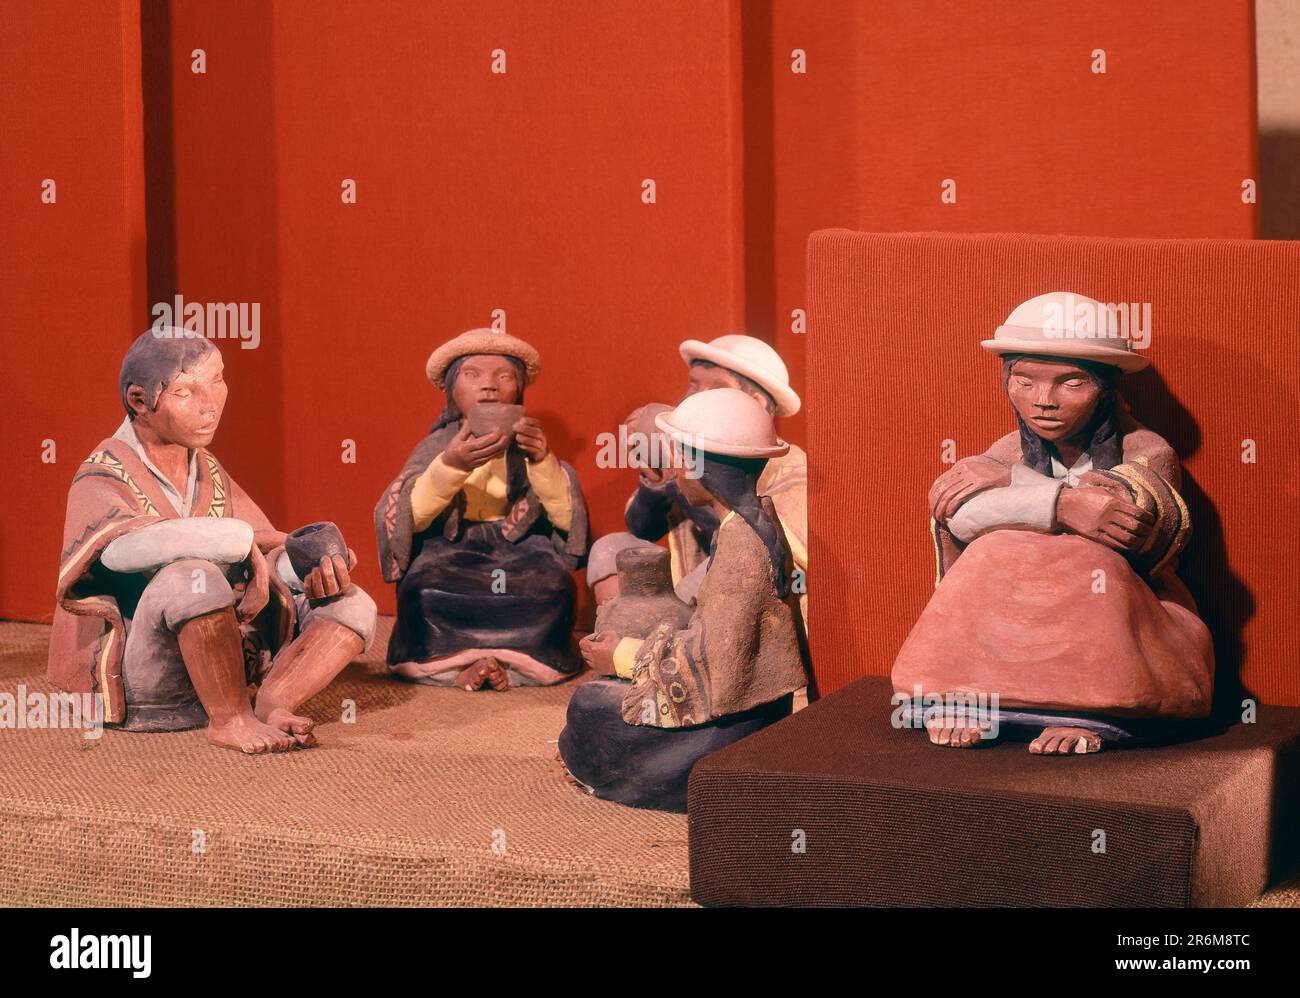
[760,0,1258,447]
[0,0,147,622]
[164,1,287,530]
[164,0,745,616]
[805,230,1300,705]
[1,1,1261,629]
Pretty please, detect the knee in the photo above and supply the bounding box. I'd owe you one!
[149,559,236,631]
[304,585,378,652]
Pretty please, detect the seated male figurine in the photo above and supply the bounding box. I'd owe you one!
[892,292,1214,755]
[588,334,807,624]
[50,329,377,753]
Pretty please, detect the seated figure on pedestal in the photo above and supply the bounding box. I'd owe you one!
[586,335,807,626]
[374,329,589,691]
[892,292,1214,755]
[560,388,809,811]
[50,329,378,753]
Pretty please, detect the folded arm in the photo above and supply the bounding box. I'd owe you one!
[100,518,255,574]
[946,466,1065,543]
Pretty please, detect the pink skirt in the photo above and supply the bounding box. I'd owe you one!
[891,531,1214,719]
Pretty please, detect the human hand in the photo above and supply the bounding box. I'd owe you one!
[513,416,549,463]
[302,548,358,601]
[579,631,620,674]
[235,542,270,623]
[1056,485,1154,552]
[929,460,1012,523]
[443,422,508,472]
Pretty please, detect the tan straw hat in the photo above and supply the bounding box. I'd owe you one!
[425,328,542,389]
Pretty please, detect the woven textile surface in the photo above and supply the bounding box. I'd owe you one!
[0,619,691,907]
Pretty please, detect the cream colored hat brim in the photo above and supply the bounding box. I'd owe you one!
[678,339,802,417]
[426,329,542,389]
[654,412,790,460]
[980,334,1150,373]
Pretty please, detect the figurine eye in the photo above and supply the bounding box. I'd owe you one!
[1063,379,1086,388]
[1014,377,1032,388]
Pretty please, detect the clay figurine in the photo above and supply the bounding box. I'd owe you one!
[374,329,589,691]
[50,329,378,753]
[559,388,809,810]
[587,334,808,626]
[593,547,693,640]
[891,292,1214,755]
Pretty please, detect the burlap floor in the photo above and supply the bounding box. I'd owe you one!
[4,619,1296,907]
[0,619,691,907]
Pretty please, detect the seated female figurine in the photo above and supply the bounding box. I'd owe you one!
[892,292,1214,755]
[559,388,809,811]
[374,329,588,690]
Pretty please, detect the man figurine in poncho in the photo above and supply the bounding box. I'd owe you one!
[586,335,808,627]
[50,328,377,753]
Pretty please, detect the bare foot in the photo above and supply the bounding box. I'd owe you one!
[1029,726,1103,755]
[260,706,317,748]
[553,748,591,792]
[455,657,509,692]
[207,713,297,754]
[925,717,992,748]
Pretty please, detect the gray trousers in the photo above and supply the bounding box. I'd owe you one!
[119,558,377,731]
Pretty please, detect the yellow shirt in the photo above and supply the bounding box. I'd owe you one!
[409,451,573,534]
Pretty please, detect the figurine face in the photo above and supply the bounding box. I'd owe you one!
[685,363,739,397]
[129,350,227,449]
[674,461,714,507]
[1006,357,1103,443]
[451,353,521,412]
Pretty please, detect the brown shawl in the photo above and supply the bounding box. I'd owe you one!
[931,416,1193,598]
[621,499,809,729]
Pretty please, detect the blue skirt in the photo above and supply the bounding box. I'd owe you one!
[558,679,793,812]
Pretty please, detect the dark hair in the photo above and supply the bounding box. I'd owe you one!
[430,353,528,433]
[696,452,790,599]
[689,359,777,415]
[1001,353,1122,473]
[119,328,216,419]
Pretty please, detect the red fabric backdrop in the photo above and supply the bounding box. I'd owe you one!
[1,0,146,620]
[2,0,1259,625]
[807,230,1300,706]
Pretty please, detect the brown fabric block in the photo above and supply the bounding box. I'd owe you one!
[689,677,1300,907]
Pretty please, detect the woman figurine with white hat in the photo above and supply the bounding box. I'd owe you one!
[586,334,808,625]
[374,330,589,691]
[559,388,810,811]
[892,292,1214,755]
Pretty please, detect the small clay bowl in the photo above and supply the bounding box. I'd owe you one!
[633,403,673,469]
[467,402,524,440]
[285,521,348,580]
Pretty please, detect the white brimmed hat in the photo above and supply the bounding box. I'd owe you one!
[654,388,789,459]
[678,334,802,417]
[981,291,1149,372]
